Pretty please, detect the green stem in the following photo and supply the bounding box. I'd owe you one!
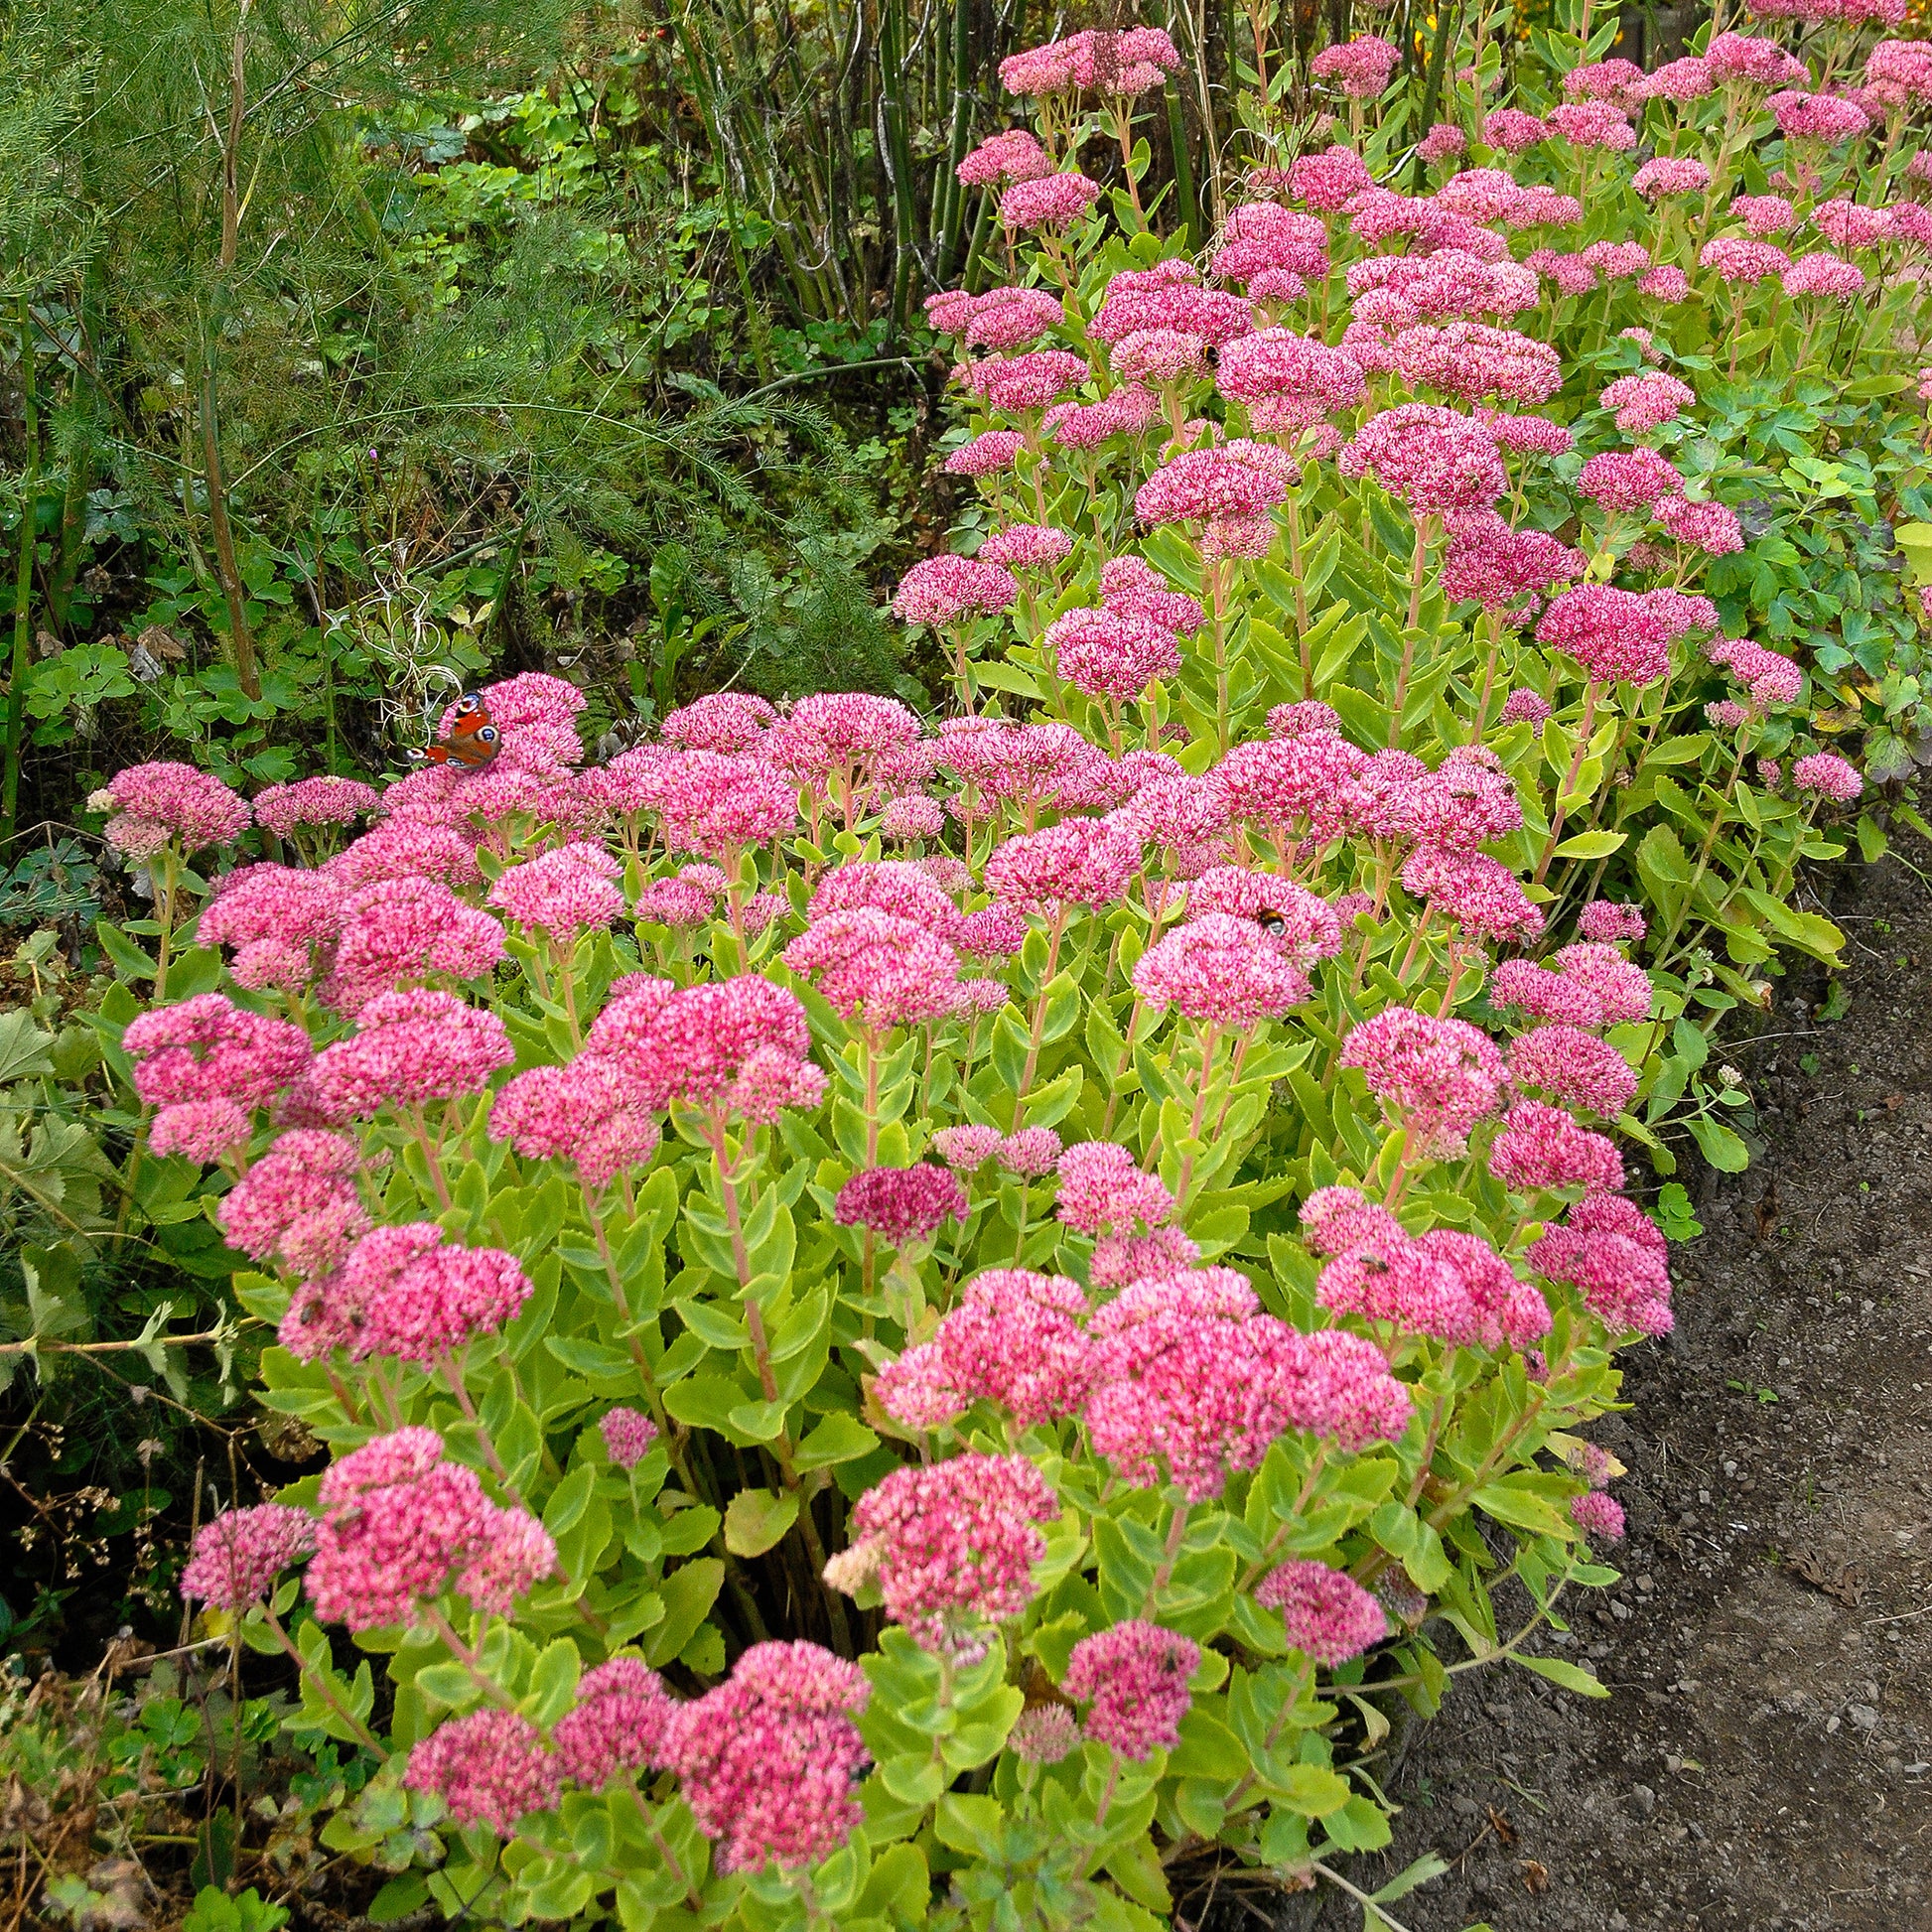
[1,294,40,844]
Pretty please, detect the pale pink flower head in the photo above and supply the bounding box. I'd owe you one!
[1632,157,1711,203]
[999,172,1102,230]
[1638,264,1692,303]
[251,775,379,839]
[654,692,773,755]
[1547,100,1637,151]
[892,553,1020,627]
[1183,867,1341,967]
[488,1054,662,1188]
[600,1406,660,1470]
[306,1428,548,1628]
[1508,1024,1639,1117]
[915,1268,1097,1425]
[809,859,964,941]
[1699,235,1792,286]
[1500,688,1552,726]
[1135,448,1287,527]
[1010,1706,1079,1763]
[320,875,506,1016]
[1289,144,1373,208]
[1708,29,1808,83]
[1792,752,1862,800]
[1255,1560,1388,1666]
[931,1124,1003,1170]
[1131,910,1314,1026]
[1216,327,1367,432]
[1440,522,1586,620]
[179,1504,316,1610]
[1209,203,1330,289]
[151,1098,252,1164]
[956,127,1054,187]
[782,909,961,1031]
[487,843,624,943]
[1487,1098,1625,1194]
[1392,322,1563,407]
[1600,370,1696,433]
[1565,57,1646,109]
[1340,1006,1507,1153]
[1311,34,1400,97]
[1816,197,1893,250]
[1782,250,1868,300]
[1865,36,1932,110]
[1580,899,1646,945]
[1049,606,1181,701]
[308,988,511,1119]
[944,428,1028,478]
[404,1711,561,1834]
[1656,495,1744,556]
[1482,108,1549,152]
[1088,265,1253,349]
[1771,90,1870,145]
[999,1127,1063,1177]
[588,973,821,1119]
[984,816,1141,914]
[979,523,1073,571]
[1647,55,1717,100]
[312,1221,532,1366]
[1571,1490,1625,1540]
[764,693,922,785]
[1535,585,1674,686]
[661,1641,870,1872]
[1732,194,1796,235]
[873,1343,967,1433]
[1400,848,1544,946]
[123,994,312,1111]
[833,1165,968,1244]
[1110,328,1208,386]
[1545,930,1653,1020]
[1339,404,1507,513]
[1089,1226,1201,1291]
[1578,447,1684,516]
[881,794,946,841]
[1055,1140,1176,1234]
[1062,1621,1199,1757]
[218,1128,366,1270]
[99,760,250,857]
[1418,122,1467,166]
[847,1453,1058,1652]
[960,286,1068,351]
[1525,1183,1674,1333]
[200,865,345,991]
[551,1658,677,1790]
[634,874,716,929]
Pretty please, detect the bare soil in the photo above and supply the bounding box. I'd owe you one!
[1320,848,1932,1931]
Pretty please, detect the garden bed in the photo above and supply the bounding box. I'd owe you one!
[1314,840,1932,1930]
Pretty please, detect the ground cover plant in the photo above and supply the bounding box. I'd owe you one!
[13,0,1932,1928]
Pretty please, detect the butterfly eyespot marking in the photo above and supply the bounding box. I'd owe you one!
[477,725,499,743]
[454,692,485,718]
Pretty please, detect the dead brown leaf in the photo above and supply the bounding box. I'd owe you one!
[1755,1178,1781,1239]
[1787,1550,1866,1607]
[1487,1805,1516,1846]
[1518,1859,1551,1894]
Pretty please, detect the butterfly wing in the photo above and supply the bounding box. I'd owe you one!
[410,698,500,768]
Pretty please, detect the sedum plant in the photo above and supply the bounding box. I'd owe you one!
[72,0,1924,1927]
